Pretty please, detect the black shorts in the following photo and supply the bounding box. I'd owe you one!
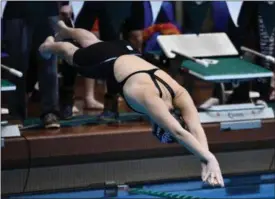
[72,40,140,80]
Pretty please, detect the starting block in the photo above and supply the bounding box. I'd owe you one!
[1,125,21,138]
[1,79,16,91]
[157,33,274,127]
[157,33,239,59]
[1,79,21,148]
[1,108,9,115]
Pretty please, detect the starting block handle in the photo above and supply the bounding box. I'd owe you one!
[171,50,209,67]
[241,46,275,64]
[204,104,266,112]
[171,50,197,62]
[1,64,23,78]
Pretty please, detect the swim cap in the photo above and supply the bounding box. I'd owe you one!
[151,109,186,143]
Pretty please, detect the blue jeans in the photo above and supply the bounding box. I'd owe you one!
[3,16,59,120]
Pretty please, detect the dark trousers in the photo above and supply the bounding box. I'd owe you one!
[3,17,59,120]
[59,19,77,105]
[25,44,39,94]
[75,2,132,40]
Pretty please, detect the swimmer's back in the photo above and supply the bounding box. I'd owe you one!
[114,55,182,98]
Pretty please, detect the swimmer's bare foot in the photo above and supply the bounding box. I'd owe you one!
[55,20,69,41]
[39,36,55,59]
[84,98,104,110]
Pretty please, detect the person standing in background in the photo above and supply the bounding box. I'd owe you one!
[2,1,71,128]
[229,1,275,103]
[58,2,104,120]
[123,1,181,53]
[60,2,104,119]
[59,1,133,118]
[75,2,132,41]
[58,2,81,119]
[82,18,105,111]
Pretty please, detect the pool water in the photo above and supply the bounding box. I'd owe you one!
[11,172,275,199]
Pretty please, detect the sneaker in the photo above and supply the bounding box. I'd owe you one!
[98,93,119,121]
[59,87,74,120]
[42,113,60,129]
[98,110,118,121]
[61,104,73,120]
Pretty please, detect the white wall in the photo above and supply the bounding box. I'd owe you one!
[71,1,84,22]
[1,0,7,18]
[226,1,243,27]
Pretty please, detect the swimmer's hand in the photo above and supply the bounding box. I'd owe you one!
[201,155,224,187]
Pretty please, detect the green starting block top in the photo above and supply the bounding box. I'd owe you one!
[181,57,273,82]
[1,80,16,91]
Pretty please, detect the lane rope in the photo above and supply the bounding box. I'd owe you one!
[128,188,202,199]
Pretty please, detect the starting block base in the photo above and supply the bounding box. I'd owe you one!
[1,124,21,148]
[220,120,262,131]
[199,103,274,125]
[1,125,21,138]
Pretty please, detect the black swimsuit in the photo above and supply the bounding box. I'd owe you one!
[72,40,140,80]
[118,68,176,113]
[73,40,179,144]
[72,40,176,112]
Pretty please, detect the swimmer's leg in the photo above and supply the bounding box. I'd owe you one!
[55,20,99,48]
[39,36,79,65]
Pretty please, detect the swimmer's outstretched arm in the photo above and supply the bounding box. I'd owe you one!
[141,90,224,186]
[172,88,224,186]
[140,91,213,163]
[173,88,209,150]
